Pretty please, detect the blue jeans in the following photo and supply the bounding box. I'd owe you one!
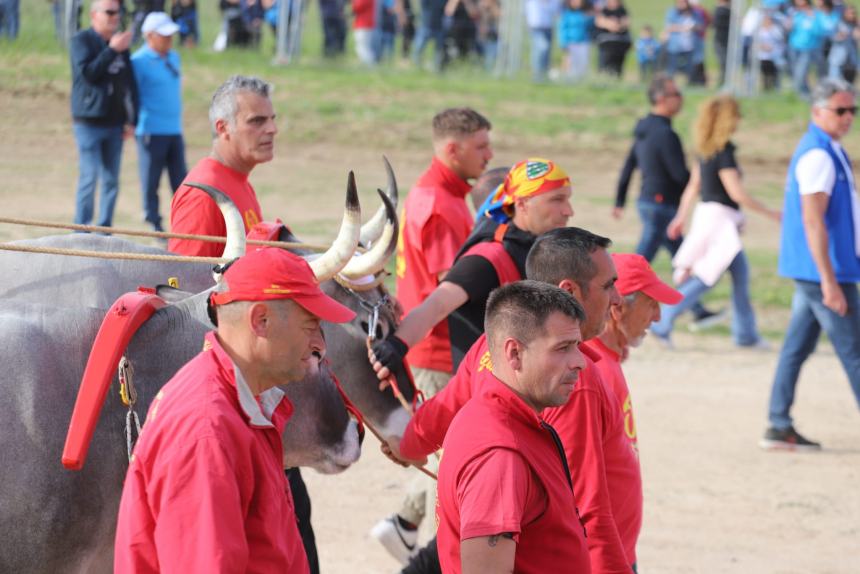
[651,251,759,345]
[412,22,445,70]
[791,48,818,97]
[136,134,187,230]
[636,199,683,262]
[530,27,552,81]
[0,0,19,38]
[667,50,693,80]
[73,123,124,228]
[767,280,860,429]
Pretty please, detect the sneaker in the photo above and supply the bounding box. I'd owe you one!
[370,514,419,565]
[689,308,728,332]
[759,426,822,452]
[738,338,771,351]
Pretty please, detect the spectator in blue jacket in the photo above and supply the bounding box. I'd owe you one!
[636,24,661,82]
[665,0,703,81]
[131,11,186,232]
[69,0,138,229]
[0,0,20,39]
[788,0,828,96]
[558,0,594,81]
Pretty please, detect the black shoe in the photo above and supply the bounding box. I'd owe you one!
[689,308,728,332]
[759,426,822,452]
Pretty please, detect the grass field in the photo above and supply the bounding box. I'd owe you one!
[2,0,858,337]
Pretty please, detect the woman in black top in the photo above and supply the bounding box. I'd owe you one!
[594,0,631,76]
[651,95,781,347]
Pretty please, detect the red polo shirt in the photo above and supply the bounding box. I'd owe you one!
[436,374,591,574]
[168,157,264,257]
[543,341,643,574]
[114,332,309,574]
[395,157,473,373]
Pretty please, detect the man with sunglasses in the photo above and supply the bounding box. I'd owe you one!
[613,74,720,330]
[69,0,137,229]
[762,78,860,451]
[131,11,187,233]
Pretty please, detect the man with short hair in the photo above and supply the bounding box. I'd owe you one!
[167,76,322,574]
[132,11,187,233]
[614,74,717,326]
[435,280,591,574]
[114,248,356,572]
[372,107,492,562]
[389,228,641,573]
[762,78,860,451]
[373,158,574,564]
[69,0,137,228]
[168,75,276,256]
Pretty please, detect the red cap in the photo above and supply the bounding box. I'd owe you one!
[611,253,682,305]
[210,248,356,323]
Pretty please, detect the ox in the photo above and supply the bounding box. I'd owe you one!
[0,169,413,573]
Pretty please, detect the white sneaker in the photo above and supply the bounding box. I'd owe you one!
[370,514,419,565]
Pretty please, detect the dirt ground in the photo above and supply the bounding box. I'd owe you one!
[1,87,858,574]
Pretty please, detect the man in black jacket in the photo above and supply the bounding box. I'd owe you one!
[614,75,718,325]
[70,0,137,228]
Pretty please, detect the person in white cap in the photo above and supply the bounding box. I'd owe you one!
[131,10,186,232]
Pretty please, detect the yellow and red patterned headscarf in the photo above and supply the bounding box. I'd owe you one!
[491,158,571,216]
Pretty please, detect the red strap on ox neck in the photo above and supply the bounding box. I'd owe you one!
[62,288,166,470]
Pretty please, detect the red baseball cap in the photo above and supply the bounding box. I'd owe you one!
[210,248,356,323]
[611,253,682,305]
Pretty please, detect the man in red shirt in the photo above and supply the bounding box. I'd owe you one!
[114,248,356,573]
[436,280,591,574]
[388,227,650,574]
[591,253,681,461]
[168,75,276,256]
[372,107,492,561]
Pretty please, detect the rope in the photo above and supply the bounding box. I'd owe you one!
[0,243,228,264]
[361,412,437,481]
[0,216,333,251]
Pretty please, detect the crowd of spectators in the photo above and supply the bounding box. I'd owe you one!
[15,0,860,94]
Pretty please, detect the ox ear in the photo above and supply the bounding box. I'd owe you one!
[155,285,195,304]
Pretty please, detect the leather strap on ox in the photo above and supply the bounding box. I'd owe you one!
[62,288,166,470]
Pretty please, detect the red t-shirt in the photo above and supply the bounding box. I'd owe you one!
[395,157,473,373]
[436,375,591,574]
[114,333,309,574]
[589,337,639,459]
[543,341,643,573]
[352,0,375,29]
[168,157,264,257]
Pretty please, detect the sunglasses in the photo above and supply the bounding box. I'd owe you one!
[102,9,120,16]
[828,106,858,116]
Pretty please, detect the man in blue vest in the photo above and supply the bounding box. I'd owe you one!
[762,78,860,451]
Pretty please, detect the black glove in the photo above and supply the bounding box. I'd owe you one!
[371,333,409,374]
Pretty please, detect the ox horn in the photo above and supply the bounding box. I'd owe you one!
[334,271,389,292]
[308,172,362,282]
[358,155,399,246]
[339,187,397,279]
[184,182,246,260]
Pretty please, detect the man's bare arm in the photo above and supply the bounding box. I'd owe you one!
[461,534,516,574]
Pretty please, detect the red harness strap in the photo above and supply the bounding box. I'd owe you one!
[62,288,166,470]
[326,364,367,444]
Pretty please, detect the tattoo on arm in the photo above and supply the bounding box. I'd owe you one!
[487,533,514,547]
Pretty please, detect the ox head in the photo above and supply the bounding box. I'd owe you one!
[279,158,414,440]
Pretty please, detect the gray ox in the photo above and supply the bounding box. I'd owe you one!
[0,171,413,573]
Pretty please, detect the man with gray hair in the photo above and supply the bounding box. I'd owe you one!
[168,75,277,256]
[762,78,860,451]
